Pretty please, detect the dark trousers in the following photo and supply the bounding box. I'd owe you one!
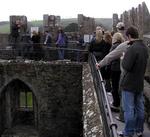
[111,70,121,107]
[11,36,20,49]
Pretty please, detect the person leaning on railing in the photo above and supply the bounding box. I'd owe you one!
[120,26,148,137]
[96,26,149,137]
[96,22,128,122]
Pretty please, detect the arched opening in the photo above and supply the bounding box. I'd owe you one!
[0,79,38,136]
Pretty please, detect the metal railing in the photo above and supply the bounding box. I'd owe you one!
[0,43,88,62]
[89,53,118,137]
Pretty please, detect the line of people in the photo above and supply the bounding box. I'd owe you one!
[31,27,68,60]
[10,23,69,60]
[89,23,149,137]
[89,26,112,93]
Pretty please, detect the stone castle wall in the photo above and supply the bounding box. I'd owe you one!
[10,15,28,34]
[78,14,95,35]
[113,2,150,38]
[0,61,83,137]
[43,14,61,40]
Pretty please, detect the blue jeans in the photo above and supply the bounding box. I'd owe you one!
[46,43,51,47]
[76,51,80,62]
[58,48,64,60]
[122,90,144,136]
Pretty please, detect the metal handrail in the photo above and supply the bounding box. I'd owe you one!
[89,53,118,137]
[0,45,89,62]
[0,42,88,51]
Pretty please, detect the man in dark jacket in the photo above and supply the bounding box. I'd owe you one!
[120,27,149,137]
[44,31,52,47]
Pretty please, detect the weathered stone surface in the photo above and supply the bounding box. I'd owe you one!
[144,80,150,128]
[112,14,119,32]
[82,64,103,137]
[10,16,28,34]
[0,60,104,137]
[114,2,150,38]
[0,61,83,137]
[43,14,61,40]
[78,14,95,35]
[142,38,150,128]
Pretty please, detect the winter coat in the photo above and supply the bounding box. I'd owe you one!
[120,40,149,93]
[110,42,121,71]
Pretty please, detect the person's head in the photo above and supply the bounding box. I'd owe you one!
[116,22,125,31]
[126,26,139,41]
[112,32,125,44]
[58,27,63,34]
[104,31,112,45]
[96,26,102,31]
[15,20,21,28]
[45,31,49,35]
[15,20,20,24]
[96,26,105,35]
[95,29,103,43]
[32,31,37,35]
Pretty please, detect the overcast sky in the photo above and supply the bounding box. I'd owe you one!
[1,0,150,21]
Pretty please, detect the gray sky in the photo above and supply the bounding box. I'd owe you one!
[1,0,150,21]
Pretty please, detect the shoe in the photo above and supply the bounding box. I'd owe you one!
[136,132,143,137]
[110,105,120,112]
[117,131,123,137]
[117,131,133,137]
[115,116,125,123]
[107,92,112,96]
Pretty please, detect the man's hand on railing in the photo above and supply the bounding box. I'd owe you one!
[96,63,100,70]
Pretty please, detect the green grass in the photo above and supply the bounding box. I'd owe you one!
[20,92,26,107]
[27,92,33,107]
[30,20,43,27]
[20,92,33,108]
[0,24,10,33]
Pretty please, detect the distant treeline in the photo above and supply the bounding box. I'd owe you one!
[0,18,112,33]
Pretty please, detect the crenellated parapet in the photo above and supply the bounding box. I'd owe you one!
[10,15,28,34]
[78,14,95,35]
[43,14,61,39]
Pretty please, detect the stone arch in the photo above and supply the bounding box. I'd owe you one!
[0,78,38,100]
[0,78,39,136]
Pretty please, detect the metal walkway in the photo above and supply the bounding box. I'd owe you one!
[107,92,150,137]
[89,53,150,137]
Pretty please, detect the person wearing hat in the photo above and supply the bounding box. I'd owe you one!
[116,22,126,40]
[96,22,128,122]
[116,22,125,30]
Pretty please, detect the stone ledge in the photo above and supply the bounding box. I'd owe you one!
[144,80,150,99]
[144,80,150,128]
[82,64,103,137]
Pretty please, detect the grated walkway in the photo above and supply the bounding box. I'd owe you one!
[107,83,150,137]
